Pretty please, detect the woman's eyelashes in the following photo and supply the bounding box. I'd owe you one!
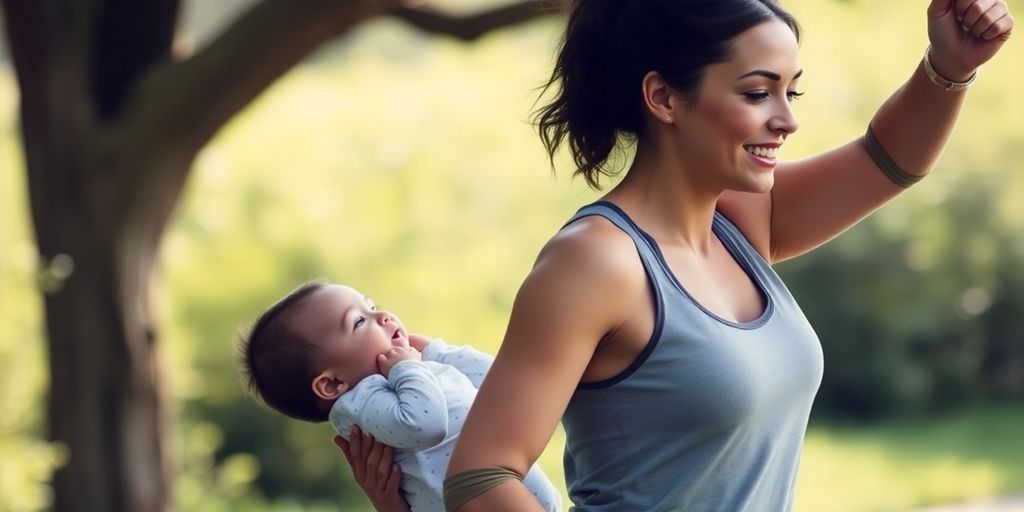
[743,90,770,101]
[742,90,805,102]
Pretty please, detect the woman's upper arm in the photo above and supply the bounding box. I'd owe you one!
[448,222,634,478]
[719,138,906,264]
[768,139,905,262]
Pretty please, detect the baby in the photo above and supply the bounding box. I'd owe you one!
[240,280,560,512]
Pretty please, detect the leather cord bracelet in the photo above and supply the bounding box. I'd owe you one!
[864,124,926,188]
[922,45,978,92]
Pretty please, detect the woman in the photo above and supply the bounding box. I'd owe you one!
[343,0,1014,510]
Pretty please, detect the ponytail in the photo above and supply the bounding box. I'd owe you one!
[535,0,800,189]
[536,0,631,189]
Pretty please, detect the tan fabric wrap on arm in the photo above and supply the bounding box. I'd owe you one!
[864,124,925,188]
[443,467,523,512]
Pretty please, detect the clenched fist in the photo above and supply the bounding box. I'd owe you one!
[377,346,422,377]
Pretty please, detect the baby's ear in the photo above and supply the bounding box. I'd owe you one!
[311,371,349,401]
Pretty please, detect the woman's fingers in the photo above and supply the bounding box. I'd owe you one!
[384,464,402,495]
[374,445,395,491]
[349,427,370,482]
[349,426,364,461]
[333,435,353,465]
[960,0,990,27]
[979,12,1013,40]
[957,0,1012,40]
[963,0,1004,35]
[955,0,982,20]
[336,430,409,511]
[364,434,384,488]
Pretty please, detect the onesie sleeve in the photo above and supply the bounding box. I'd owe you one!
[421,338,493,388]
[329,361,449,449]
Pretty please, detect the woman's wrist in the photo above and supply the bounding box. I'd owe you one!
[925,46,978,84]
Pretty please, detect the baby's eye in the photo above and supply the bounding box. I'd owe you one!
[354,316,366,330]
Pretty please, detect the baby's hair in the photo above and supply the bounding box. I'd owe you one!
[240,279,330,422]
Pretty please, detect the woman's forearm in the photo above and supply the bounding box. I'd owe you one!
[868,53,970,178]
[447,479,547,512]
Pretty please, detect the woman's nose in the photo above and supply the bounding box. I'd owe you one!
[769,103,799,135]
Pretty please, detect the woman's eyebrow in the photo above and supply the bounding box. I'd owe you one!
[736,69,803,81]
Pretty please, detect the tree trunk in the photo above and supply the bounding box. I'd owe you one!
[43,202,172,512]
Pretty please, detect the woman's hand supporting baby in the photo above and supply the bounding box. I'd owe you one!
[334,426,411,512]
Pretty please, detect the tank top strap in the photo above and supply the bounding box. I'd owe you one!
[710,210,781,295]
[563,201,670,287]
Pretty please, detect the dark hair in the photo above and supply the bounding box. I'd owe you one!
[536,0,800,188]
[240,280,329,422]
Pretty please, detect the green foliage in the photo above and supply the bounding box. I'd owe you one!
[1,0,1024,510]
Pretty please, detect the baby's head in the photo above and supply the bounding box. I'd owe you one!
[240,280,410,422]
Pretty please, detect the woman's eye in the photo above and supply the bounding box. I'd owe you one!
[787,91,805,101]
[744,91,770,102]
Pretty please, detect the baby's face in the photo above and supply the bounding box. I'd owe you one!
[292,284,410,387]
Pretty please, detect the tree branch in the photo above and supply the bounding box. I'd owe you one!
[117,0,401,160]
[111,0,560,208]
[392,0,560,41]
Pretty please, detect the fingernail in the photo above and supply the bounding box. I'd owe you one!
[962,25,969,31]
[957,15,962,21]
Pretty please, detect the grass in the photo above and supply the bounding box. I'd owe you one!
[795,404,1024,512]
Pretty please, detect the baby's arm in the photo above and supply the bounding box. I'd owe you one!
[332,355,449,450]
[418,337,493,388]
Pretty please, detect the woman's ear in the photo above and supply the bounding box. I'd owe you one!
[641,70,681,124]
[312,371,349,401]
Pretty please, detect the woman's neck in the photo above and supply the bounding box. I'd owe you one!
[603,140,722,255]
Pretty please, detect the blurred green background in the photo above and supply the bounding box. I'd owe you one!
[1,0,1022,511]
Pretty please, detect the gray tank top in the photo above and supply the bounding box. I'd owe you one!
[561,201,824,512]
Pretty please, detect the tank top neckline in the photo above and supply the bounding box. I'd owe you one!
[587,200,775,330]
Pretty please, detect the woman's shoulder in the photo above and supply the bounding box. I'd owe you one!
[530,214,645,287]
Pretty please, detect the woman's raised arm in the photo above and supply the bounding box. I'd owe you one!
[724,0,1013,263]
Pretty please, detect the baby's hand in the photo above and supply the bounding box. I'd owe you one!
[377,346,422,377]
[408,334,431,352]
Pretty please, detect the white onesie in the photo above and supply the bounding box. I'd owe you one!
[330,338,560,512]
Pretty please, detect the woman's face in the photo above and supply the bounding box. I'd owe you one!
[672,19,802,193]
